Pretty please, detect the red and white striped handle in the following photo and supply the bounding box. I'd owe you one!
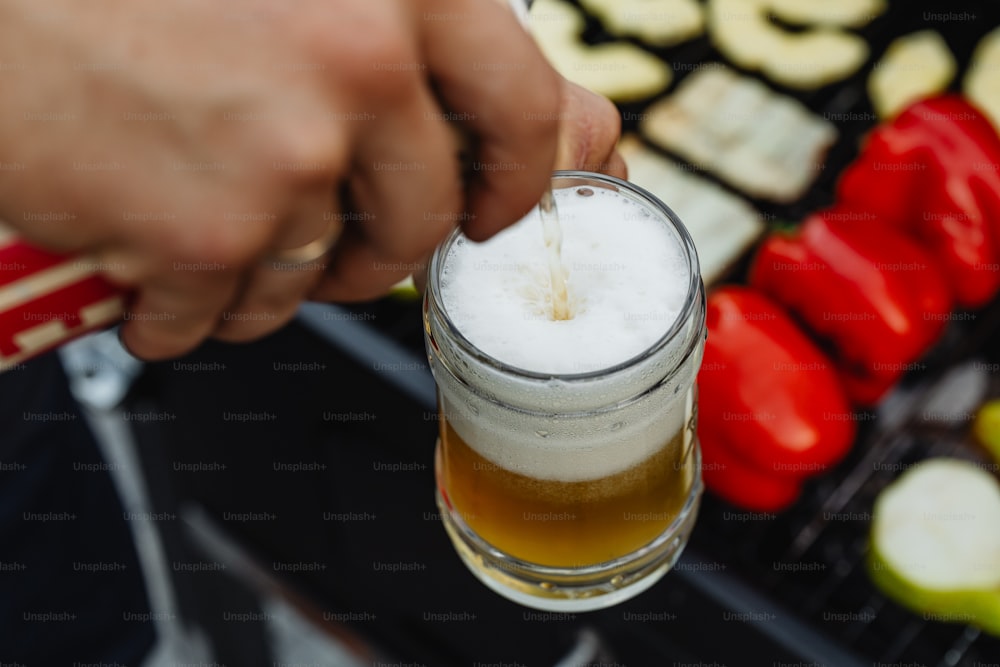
[0,224,126,372]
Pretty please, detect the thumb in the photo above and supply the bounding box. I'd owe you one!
[554,78,627,179]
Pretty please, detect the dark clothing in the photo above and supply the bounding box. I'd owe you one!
[0,353,154,665]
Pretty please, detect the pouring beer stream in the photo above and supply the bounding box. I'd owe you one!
[538,187,573,322]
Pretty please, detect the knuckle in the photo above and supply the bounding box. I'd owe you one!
[168,214,272,268]
[333,29,421,102]
[265,121,344,187]
[215,316,288,343]
[592,93,622,139]
[123,325,199,362]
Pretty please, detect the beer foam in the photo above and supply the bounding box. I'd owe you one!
[440,187,689,374]
[433,185,701,482]
[436,365,696,482]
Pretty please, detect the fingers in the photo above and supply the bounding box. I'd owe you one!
[418,0,561,241]
[90,2,624,345]
[310,81,462,301]
[601,150,628,180]
[212,193,333,342]
[314,77,629,304]
[114,263,242,361]
[554,79,627,179]
[351,86,463,261]
[209,259,325,342]
[310,226,416,303]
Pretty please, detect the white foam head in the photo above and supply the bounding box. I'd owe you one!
[440,187,689,375]
[427,177,704,482]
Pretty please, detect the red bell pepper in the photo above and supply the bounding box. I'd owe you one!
[697,287,855,511]
[749,210,953,405]
[838,96,1000,308]
[698,403,802,513]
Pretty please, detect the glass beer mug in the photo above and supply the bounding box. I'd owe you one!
[424,172,706,611]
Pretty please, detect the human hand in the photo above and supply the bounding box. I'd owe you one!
[0,0,561,359]
[553,78,627,179]
[407,73,626,296]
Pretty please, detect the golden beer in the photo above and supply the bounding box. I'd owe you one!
[424,172,706,610]
[439,419,695,567]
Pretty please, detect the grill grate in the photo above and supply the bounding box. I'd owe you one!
[341,297,1000,665]
[689,299,1000,666]
[333,1,1000,663]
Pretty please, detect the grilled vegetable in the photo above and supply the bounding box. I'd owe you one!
[973,399,1000,464]
[697,287,856,511]
[640,67,837,203]
[965,26,1000,133]
[749,210,953,405]
[617,136,763,285]
[868,459,1000,637]
[698,406,803,513]
[838,96,1000,309]
[390,276,420,300]
[529,0,672,102]
[868,31,956,120]
[579,0,704,47]
[766,0,886,28]
[707,0,869,90]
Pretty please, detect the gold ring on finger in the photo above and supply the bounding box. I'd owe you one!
[267,219,343,266]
